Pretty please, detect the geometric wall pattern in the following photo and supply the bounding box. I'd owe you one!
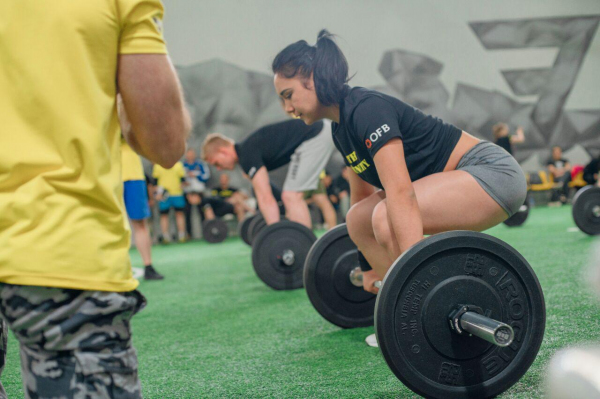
[380,16,600,163]
[178,16,600,185]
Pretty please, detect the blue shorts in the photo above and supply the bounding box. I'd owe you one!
[124,180,151,220]
[159,195,185,214]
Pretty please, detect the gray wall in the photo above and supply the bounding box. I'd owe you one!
[161,0,600,187]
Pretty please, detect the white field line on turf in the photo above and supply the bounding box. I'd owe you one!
[567,227,580,233]
[132,267,144,279]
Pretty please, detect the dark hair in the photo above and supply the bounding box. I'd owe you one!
[272,29,350,106]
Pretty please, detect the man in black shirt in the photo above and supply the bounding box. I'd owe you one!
[547,146,572,204]
[202,119,334,227]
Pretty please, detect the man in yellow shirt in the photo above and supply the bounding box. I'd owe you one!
[0,1,189,396]
[121,138,164,280]
[153,162,188,243]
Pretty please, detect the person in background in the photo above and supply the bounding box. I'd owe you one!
[202,119,335,229]
[493,123,525,156]
[326,166,351,220]
[120,127,164,280]
[183,148,210,238]
[323,173,338,208]
[304,170,337,229]
[211,173,253,221]
[0,0,189,396]
[547,146,572,205]
[583,155,599,186]
[153,162,188,243]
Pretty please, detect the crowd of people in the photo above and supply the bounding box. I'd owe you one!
[129,144,352,250]
[118,116,360,255]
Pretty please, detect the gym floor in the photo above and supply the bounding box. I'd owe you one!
[2,206,599,398]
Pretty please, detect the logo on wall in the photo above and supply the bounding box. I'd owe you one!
[379,16,600,162]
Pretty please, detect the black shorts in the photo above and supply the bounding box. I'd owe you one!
[203,197,235,217]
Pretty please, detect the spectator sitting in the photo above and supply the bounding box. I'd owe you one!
[547,146,572,205]
[210,173,252,221]
[152,162,187,242]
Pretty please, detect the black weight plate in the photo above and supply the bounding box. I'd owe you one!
[503,195,530,227]
[252,221,317,290]
[248,214,288,243]
[375,231,545,399]
[304,224,376,328]
[248,214,267,243]
[238,215,256,246]
[572,186,600,235]
[202,219,228,243]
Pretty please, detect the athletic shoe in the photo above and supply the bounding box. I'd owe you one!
[144,265,165,280]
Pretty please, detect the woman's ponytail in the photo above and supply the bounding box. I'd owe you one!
[313,30,349,105]
[272,30,350,106]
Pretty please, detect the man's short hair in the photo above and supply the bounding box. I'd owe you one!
[201,133,234,160]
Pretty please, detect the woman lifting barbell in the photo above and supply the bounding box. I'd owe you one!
[272,30,527,294]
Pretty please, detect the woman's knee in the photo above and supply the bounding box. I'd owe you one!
[372,201,394,253]
[346,200,374,245]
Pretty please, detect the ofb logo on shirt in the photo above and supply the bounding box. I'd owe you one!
[365,124,390,149]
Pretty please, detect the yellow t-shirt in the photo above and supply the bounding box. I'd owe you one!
[0,0,167,291]
[153,163,186,196]
[121,140,146,182]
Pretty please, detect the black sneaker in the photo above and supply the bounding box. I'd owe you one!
[144,265,165,280]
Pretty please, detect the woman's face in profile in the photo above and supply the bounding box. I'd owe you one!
[274,73,322,125]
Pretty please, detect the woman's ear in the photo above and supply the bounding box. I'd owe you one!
[302,74,315,91]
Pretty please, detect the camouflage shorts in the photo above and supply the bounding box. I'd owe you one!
[0,284,146,399]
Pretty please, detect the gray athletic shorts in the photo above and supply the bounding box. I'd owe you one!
[457,141,527,217]
[283,120,335,192]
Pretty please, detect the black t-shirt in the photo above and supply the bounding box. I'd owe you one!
[234,119,323,179]
[332,87,462,189]
[547,158,569,169]
[329,175,350,197]
[495,136,512,155]
[211,187,238,199]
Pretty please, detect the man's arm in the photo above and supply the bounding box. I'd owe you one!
[510,127,525,144]
[547,163,557,178]
[251,167,280,224]
[118,54,190,168]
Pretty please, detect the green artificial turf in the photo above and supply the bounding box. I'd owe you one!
[2,205,600,398]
